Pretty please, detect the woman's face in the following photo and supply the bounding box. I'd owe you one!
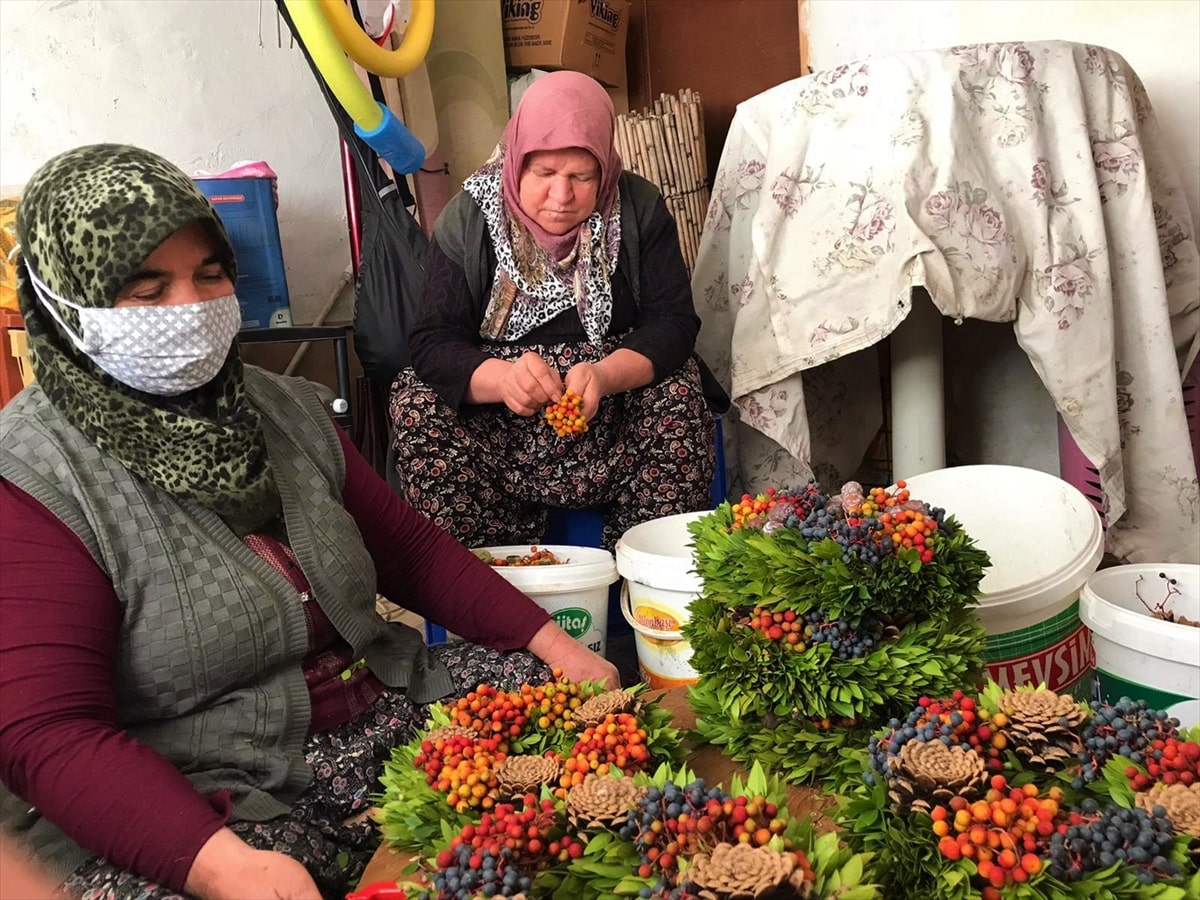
[114,220,233,308]
[517,148,601,235]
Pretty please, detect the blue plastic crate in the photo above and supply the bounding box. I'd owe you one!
[194,177,292,330]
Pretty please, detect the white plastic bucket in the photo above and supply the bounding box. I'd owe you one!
[899,465,1104,697]
[1080,564,1200,729]
[481,545,618,656]
[614,511,709,689]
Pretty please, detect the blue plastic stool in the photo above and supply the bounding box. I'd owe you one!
[424,416,727,646]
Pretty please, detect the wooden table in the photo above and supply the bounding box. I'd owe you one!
[358,686,839,887]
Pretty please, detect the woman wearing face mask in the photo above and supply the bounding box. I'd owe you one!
[389,71,728,552]
[0,144,619,900]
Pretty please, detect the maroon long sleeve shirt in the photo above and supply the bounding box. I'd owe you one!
[0,426,550,890]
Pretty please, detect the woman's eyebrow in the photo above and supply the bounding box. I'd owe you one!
[121,254,222,286]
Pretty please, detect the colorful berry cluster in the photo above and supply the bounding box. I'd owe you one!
[413,733,507,813]
[932,776,1062,894]
[544,390,588,436]
[618,779,802,892]
[727,480,948,568]
[1126,736,1200,790]
[560,713,650,789]
[409,675,682,836]
[866,691,1009,782]
[1074,696,1178,787]
[856,483,940,564]
[861,687,1196,898]
[427,796,581,899]
[445,679,581,737]
[747,606,804,647]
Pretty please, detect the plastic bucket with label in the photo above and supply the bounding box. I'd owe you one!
[899,465,1105,698]
[482,545,618,657]
[1080,564,1200,729]
[615,511,709,689]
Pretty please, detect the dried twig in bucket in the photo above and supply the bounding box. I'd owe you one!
[1133,573,1199,627]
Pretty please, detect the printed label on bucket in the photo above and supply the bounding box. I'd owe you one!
[985,602,1095,698]
[634,604,681,634]
[552,607,593,640]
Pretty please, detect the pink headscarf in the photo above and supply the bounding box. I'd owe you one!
[501,71,623,260]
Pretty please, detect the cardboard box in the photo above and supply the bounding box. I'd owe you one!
[509,67,629,116]
[193,177,293,330]
[501,0,631,88]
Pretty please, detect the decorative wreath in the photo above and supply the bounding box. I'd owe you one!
[372,672,882,899]
[681,481,992,785]
[837,682,1200,898]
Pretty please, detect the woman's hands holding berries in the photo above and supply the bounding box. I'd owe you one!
[499,352,564,416]
[563,362,608,421]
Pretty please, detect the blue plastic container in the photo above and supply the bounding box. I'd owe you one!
[194,177,292,330]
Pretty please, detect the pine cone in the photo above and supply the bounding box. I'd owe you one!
[565,774,646,829]
[574,690,639,728]
[688,842,812,899]
[1135,782,1200,839]
[495,755,561,795]
[424,725,477,744]
[886,740,988,815]
[997,690,1086,773]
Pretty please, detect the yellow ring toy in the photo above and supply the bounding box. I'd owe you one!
[319,0,435,79]
[283,0,427,172]
[284,0,382,129]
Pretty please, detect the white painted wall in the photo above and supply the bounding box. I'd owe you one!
[803,0,1200,477]
[0,0,349,325]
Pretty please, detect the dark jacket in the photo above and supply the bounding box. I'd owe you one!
[410,170,729,413]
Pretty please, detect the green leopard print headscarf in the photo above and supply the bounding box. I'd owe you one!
[16,144,280,535]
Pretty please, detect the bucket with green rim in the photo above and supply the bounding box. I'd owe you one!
[900,465,1105,699]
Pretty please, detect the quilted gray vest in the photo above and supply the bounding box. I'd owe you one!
[0,366,453,879]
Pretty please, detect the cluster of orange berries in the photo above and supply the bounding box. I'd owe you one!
[730,488,780,530]
[852,482,940,564]
[544,391,588,436]
[446,678,583,737]
[747,606,807,651]
[931,775,1065,895]
[425,674,669,814]
[414,733,507,813]
[560,713,650,792]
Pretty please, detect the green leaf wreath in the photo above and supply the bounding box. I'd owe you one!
[837,682,1200,898]
[393,761,882,899]
[680,481,991,784]
[375,680,686,854]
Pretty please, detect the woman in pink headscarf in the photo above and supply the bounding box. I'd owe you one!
[389,71,727,552]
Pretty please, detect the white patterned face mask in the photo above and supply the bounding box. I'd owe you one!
[27,265,242,396]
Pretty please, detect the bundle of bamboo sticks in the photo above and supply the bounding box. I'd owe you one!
[614,89,709,273]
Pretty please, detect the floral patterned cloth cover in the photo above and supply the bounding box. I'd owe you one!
[693,41,1200,564]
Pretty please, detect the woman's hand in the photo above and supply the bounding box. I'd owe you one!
[565,351,656,421]
[185,828,321,900]
[499,352,564,417]
[563,362,607,421]
[525,620,621,690]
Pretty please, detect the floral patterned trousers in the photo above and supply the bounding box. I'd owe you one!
[62,645,551,900]
[389,343,716,551]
